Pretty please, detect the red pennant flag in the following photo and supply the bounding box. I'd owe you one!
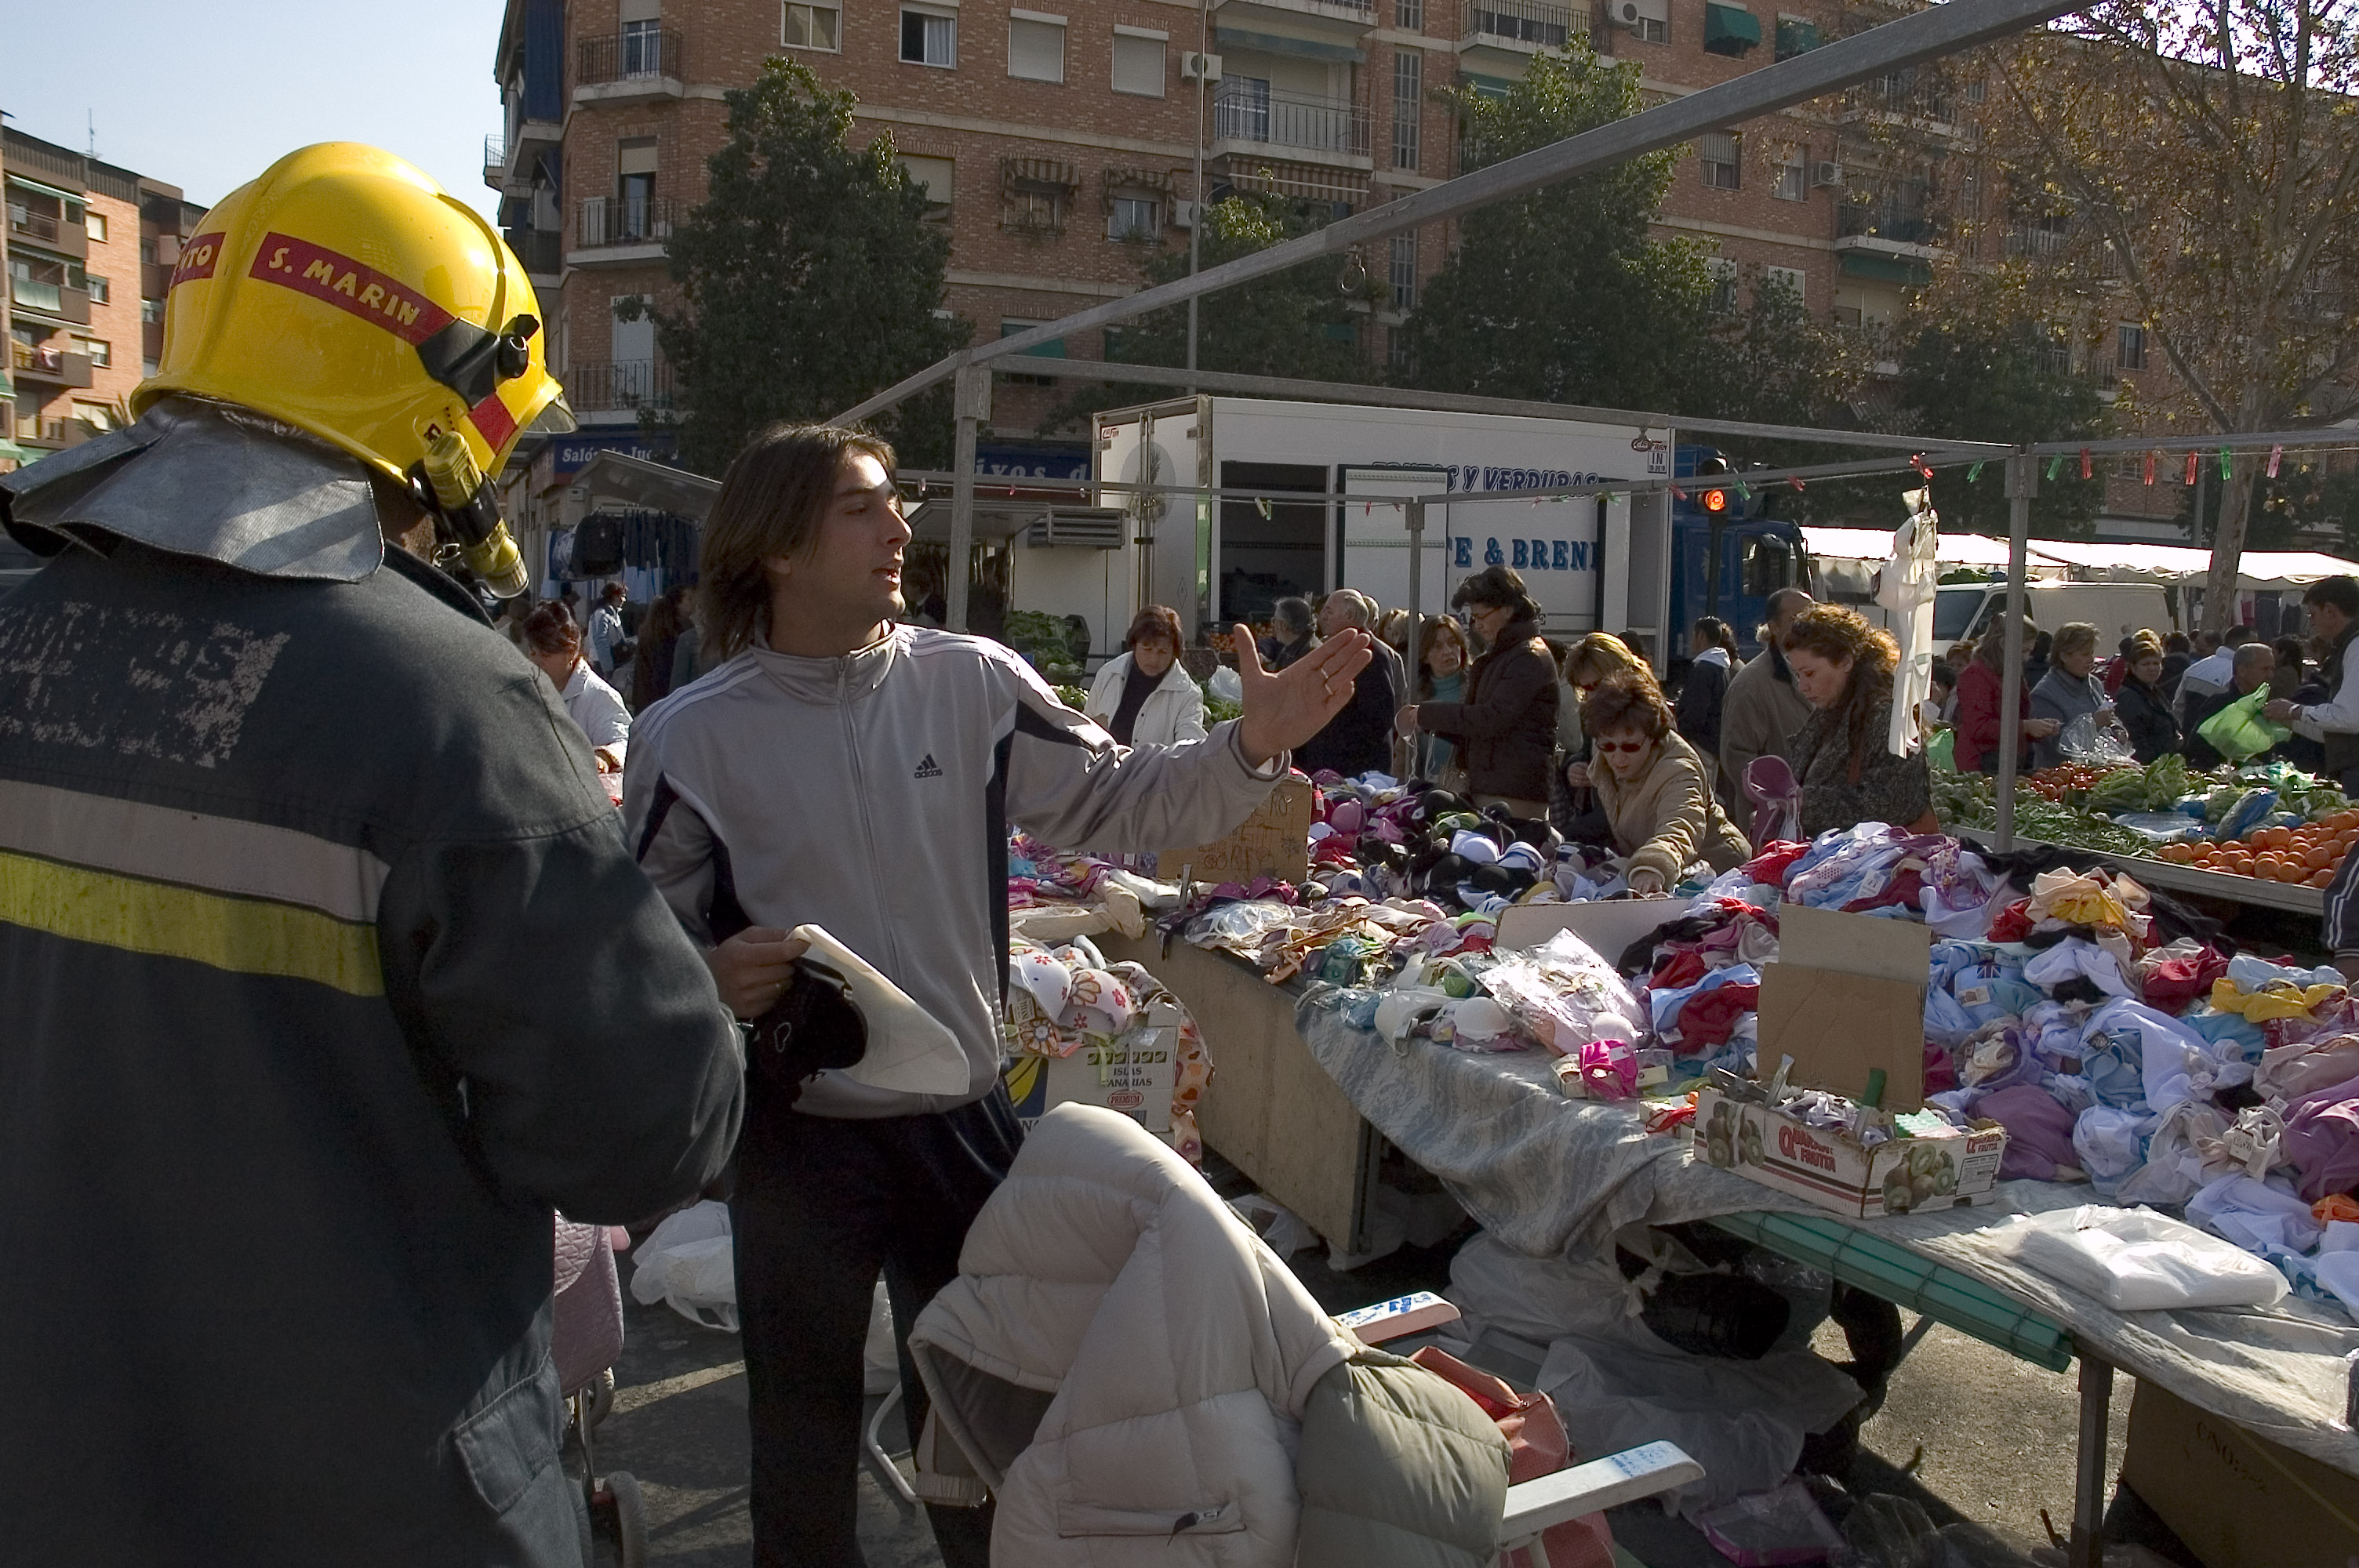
[2184,451,2198,485]
[2268,444,2284,479]
[2080,448,2092,480]
[2143,452,2156,485]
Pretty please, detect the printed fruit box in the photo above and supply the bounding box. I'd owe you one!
[1695,1087,2008,1220]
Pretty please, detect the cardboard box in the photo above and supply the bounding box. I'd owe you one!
[2124,1381,2359,1568]
[1002,1006,1183,1142]
[1757,905,1933,1111]
[1147,776,1314,887]
[1694,1086,2007,1218]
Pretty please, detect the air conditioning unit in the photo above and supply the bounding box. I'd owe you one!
[1172,200,1198,230]
[1811,161,1845,188]
[1612,0,1644,25]
[1181,51,1223,82]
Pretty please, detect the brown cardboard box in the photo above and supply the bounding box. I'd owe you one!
[1150,775,1314,887]
[1694,1085,2005,1218]
[2124,1381,2359,1568]
[1757,906,1933,1112]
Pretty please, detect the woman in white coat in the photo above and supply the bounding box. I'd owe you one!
[1085,604,1208,746]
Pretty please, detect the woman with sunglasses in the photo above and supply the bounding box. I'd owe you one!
[1579,670,1752,896]
[1783,604,1936,838]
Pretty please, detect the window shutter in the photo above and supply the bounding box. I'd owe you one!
[1009,17,1065,81]
[1111,31,1165,96]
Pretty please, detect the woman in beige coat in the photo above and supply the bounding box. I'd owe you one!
[1571,670,1752,895]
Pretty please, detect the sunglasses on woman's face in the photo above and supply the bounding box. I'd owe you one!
[1596,739,1649,753]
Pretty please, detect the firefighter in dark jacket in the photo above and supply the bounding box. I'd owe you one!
[0,144,745,1568]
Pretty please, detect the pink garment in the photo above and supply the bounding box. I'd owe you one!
[2279,1069,2359,1203]
[1979,1084,2078,1181]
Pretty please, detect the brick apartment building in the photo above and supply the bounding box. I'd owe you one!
[2,126,203,471]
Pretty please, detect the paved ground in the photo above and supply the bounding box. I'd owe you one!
[575,1230,2199,1568]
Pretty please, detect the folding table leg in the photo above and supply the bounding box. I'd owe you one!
[2067,1350,2114,1568]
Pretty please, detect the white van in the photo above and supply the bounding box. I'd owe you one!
[1932,581,2177,648]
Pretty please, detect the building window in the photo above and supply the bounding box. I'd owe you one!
[1111,27,1165,96]
[616,138,659,239]
[898,154,954,219]
[1009,13,1066,81]
[1628,4,1668,45]
[1773,156,1805,201]
[1772,15,1818,59]
[1707,258,1737,311]
[1387,325,1416,376]
[1392,51,1422,171]
[1699,132,1740,191]
[1395,0,1423,27]
[2117,323,2146,372]
[1002,158,1076,234]
[85,210,107,242]
[621,17,667,76]
[1764,265,1805,303]
[84,274,110,304]
[141,297,165,324]
[1107,194,1161,241]
[1389,233,1417,311]
[73,335,110,366]
[783,1,841,49]
[901,7,958,67]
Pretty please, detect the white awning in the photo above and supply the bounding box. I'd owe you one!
[1801,527,2024,568]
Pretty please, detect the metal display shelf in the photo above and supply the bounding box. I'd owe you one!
[1957,829,2326,917]
[1710,1208,2074,1371]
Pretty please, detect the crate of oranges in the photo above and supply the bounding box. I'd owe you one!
[2152,812,2359,887]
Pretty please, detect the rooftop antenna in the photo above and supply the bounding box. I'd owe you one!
[86,110,96,156]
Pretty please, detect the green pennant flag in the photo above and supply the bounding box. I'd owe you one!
[2046,455,2064,481]
[2219,448,2232,481]
[1968,461,1985,483]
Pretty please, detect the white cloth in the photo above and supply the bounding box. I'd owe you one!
[2294,637,2359,741]
[559,660,631,760]
[1877,497,1942,757]
[907,1104,1358,1568]
[1084,654,1209,746]
[2177,648,2234,700]
[588,602,625,671]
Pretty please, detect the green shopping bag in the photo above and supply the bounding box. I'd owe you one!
[2197,688,2292,764]
[1928,727,1957,773]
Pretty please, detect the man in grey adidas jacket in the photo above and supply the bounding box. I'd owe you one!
[625,424,1370,1568]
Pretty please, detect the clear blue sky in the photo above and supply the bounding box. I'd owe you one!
[1,0,502,219]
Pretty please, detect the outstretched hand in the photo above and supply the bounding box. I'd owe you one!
[1233,624,1372,768]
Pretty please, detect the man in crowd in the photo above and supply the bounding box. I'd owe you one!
[1296,588,1405,779]
[2183,641,2277,770]
[2270,575,2359,792]
[1259,595,1318,670]
[589,579,629,675]
[0,144,744,1565]
[626,423,1370,1568]
[1716,586,1816,815]
[2178,624,2256,709]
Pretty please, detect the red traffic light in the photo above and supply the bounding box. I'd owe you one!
[1703,488,1728,513]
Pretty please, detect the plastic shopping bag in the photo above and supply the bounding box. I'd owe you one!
[2058,712,2135,766]
[2197,688,2292,764]
[1926,727,1957,774]
[628,1200,740,1332]
[1990,1203,2288,1311]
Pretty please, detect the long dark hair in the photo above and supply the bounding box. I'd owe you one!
[1416,616,1473,700]
[696,423,898,662]
[1783,604,1899,781]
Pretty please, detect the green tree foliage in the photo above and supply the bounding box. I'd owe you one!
[1045,189,1379,430]
[631,58,966,474]
[1887,314,2106,535]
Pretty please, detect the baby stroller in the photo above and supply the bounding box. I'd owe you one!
[554,1216,649,1567]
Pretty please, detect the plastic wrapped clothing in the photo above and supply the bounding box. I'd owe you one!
[1979,1083,2081,1181]
[2258,1034,2359,1102]
[2024,937,2136,1000]
[2080,996,2250,1118]
[2185,1174,2325,1257]
[1479,928,1649,1056]
[2073,1106,2156,1197]
[2026,866,2150,936]
[2116,1102,2230,1209]
[1993,1204,2291,1311]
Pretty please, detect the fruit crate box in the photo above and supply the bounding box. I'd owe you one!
[1695,1086,2008,1220]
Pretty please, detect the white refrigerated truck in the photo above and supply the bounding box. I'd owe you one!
[1043,396,1697,664]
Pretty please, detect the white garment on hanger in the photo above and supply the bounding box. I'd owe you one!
[1877,492,1942,757]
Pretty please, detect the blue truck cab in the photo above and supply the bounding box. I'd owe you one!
[1666,445,1808,657]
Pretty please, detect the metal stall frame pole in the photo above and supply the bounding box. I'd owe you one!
[1407,496,1426,778]
[2069,1347,2116,1568]
[947,361,988,633]
[1186,0,1208,389]
[1995,449,2036,849]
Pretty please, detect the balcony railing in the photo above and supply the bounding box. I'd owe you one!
[1837,202,1937,246]
[484,132,508,170]
[577,196,678,249]
[9,205,59,242]
[1212,83,1371,158]
[1464,0,1573,48]
[565,359,675,410]
[11,277,91,323]
[503,227,563,275]
[10,342,94,388]
[577,27,684,86]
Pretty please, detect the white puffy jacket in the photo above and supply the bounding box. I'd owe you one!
[908,1104,1358,1566]
[1085,653,1209,746]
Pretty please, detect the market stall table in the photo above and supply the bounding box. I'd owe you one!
[1960,829,2327,917]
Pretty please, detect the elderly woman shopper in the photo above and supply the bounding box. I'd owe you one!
[520,602,631,771]
[1401,565,1560,816]
[1783,605,1934,837]
[2028,621,2111,771]
[1571,670,1751,895]
[2115,633,2180,764]
[1085,605,1207,746]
